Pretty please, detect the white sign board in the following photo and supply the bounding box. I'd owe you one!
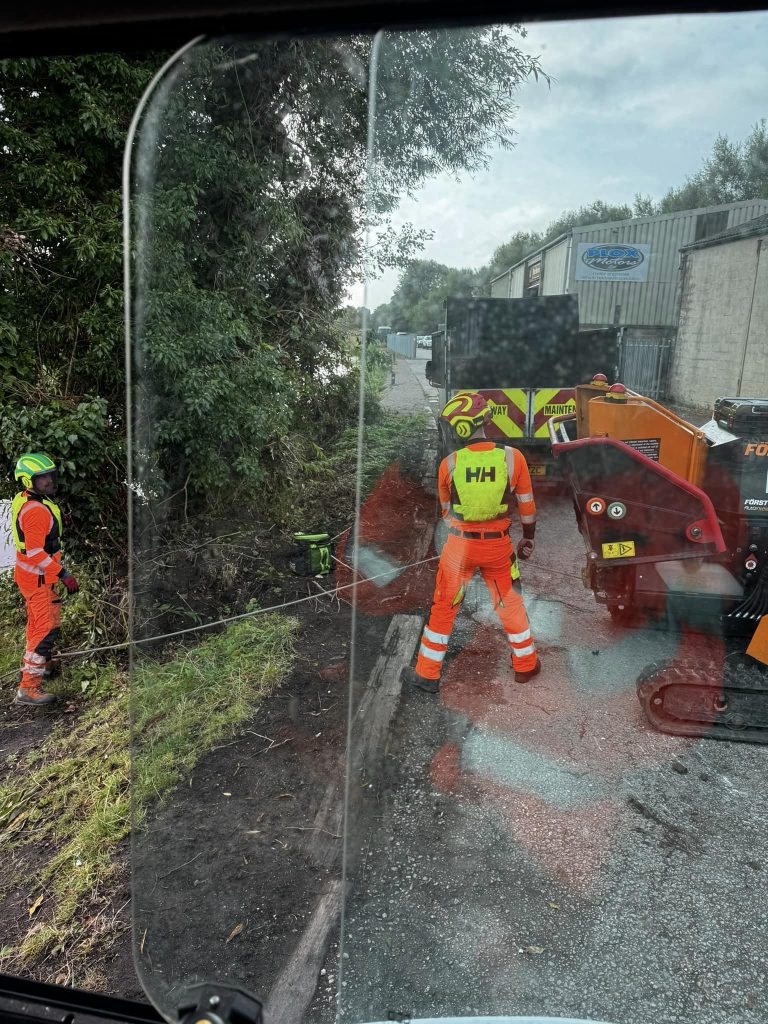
[576,242,651,282]
[0,500,14,573]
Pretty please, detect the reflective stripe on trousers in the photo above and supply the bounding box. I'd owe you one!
[415,531,537,680]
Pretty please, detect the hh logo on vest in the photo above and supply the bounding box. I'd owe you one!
[466,466,496,483]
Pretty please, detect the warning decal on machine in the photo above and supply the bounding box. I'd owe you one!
[602,541,636,559]
[467,389,526,438]
[532,388,576,438]
[622,437,661,461]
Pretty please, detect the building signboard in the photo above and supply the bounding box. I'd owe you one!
[526,260,542,287]
[576,242,651,282]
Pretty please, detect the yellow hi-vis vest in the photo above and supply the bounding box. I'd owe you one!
[450,446,510,522]
[11,492,63,553]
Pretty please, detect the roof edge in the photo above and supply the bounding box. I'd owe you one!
[680,212,768,252]
[490,198,768,283]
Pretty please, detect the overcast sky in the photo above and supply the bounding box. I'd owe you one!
[356,10,768,311]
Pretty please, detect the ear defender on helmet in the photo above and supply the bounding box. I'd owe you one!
[453,417,474,440]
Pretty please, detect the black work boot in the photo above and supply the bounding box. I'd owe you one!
[514,657,541,684]
[401,666,439,694]
[15,686,58,706]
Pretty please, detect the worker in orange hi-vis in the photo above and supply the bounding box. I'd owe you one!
[11,453,79,706]
[402,392,540,694]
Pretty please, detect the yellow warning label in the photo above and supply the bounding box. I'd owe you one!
[602,541,636,559]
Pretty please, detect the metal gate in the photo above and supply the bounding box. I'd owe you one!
[618,330,673,399]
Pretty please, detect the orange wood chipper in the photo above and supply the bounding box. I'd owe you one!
[550,375,768,743]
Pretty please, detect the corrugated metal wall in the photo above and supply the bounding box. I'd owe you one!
[510,265,525,298]
[386,333,417,358]
[491,267,523,296]
[490,275,509,298]
[488,199,768,327]
[570,199,768,327]
[542,238,568,294]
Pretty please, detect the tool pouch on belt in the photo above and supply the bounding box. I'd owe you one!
[289,533,334,577]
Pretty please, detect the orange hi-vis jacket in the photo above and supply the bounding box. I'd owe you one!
[437,442,537,532]
[12,492,63,587]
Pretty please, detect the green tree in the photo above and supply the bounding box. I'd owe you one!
[376,260,484,334]
[482,230,544,289]
[657,120,768,212]
[542,199,634,240]
[134,30,548,510]
[0,56,157,550]
[1,28,548,542]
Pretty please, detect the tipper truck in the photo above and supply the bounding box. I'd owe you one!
[427,294,618,480]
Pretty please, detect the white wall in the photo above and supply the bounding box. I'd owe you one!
[0,500,14,573]
[670,235,768,409]
[490,274,509,298]
[510,265,525,298]
[542,238,568,295]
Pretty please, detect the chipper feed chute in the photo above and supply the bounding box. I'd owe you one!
[550,382,768,744]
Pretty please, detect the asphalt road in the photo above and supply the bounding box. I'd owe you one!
[333,355,768,1024]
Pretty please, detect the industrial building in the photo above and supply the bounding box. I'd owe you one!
[669,213,768,410]
[489,200,768,396]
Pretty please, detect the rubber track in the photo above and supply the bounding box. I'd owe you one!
[637,658,768,744]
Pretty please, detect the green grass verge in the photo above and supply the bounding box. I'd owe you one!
[0,404,429,983]
[0,613,297,980]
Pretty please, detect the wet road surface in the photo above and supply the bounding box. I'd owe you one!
[326,354,768,1024]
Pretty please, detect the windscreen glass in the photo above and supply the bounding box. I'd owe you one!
[127,14,768,1024]
[128,35,373,1017]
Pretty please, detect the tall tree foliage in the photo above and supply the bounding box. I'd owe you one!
[0,31,547,541]
[0,57,157,548]
[133,30,547,512]
[373,260,484,334]
[656,120,768,212]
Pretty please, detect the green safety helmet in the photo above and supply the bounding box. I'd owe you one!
[14,452,57,490]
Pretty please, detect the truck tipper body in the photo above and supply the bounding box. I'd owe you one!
[427,295,618,478]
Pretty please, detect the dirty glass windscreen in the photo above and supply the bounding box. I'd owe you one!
[129,13,768,1024]
[343,14,768,1024]
[128,35,370,1018]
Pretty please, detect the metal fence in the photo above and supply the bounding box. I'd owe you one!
[386,333,417,359]
[618,331,673,399]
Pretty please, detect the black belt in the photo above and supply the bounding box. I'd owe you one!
[449,527,505,540]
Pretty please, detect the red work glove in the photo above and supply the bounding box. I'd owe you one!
[59,569,80,594]
[517,538,535,561]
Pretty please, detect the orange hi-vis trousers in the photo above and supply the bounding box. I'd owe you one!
[15,573,62,691]
[415,531,536,681]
